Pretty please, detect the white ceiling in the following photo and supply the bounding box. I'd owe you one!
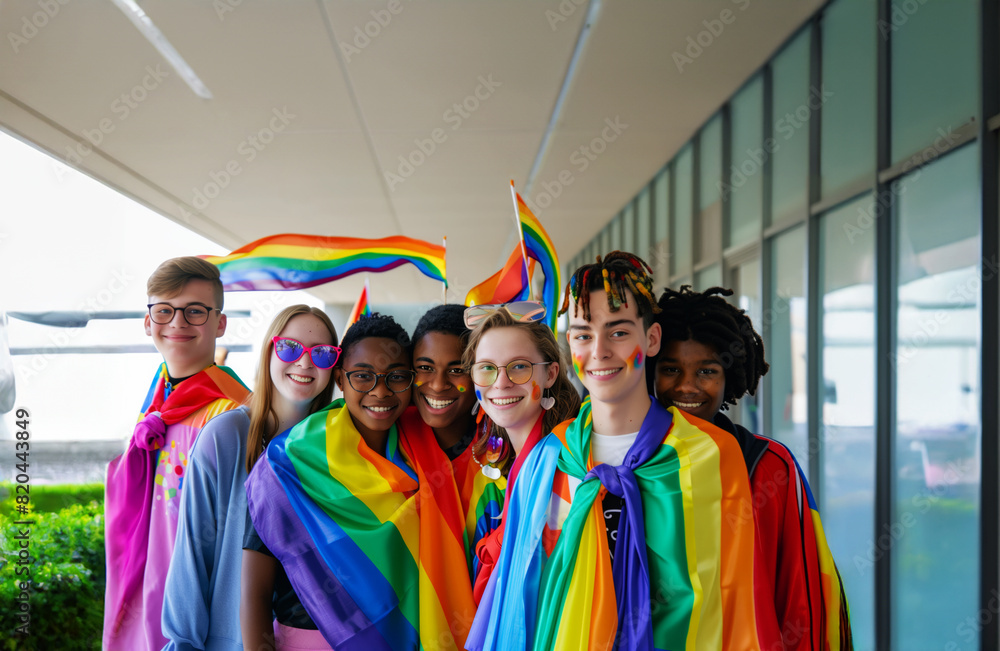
[0,0,822,306]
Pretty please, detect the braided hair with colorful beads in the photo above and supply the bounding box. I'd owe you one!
[559,250,661,328]
[654,285,769,410]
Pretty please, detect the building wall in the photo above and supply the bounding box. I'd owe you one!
[564,0,995,648]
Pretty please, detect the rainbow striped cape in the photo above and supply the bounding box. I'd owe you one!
[468,398,761,651]
[201,233,447,291]
[245,399,476,649]
[398,408,505,579]
[761,437,853,649]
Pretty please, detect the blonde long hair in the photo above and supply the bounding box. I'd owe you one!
[245,305,338,474]
[462,309,581,476]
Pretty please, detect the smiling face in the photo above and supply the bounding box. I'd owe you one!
[654,339,727,423]
[473,326,557,442]
[334,337,411,444]
[269,313,335,412]
[412,332,477,433]
[144,278,226,378]
[567,288,660,409]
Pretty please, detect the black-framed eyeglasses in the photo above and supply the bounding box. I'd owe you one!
[147,302,220,326]
[343,369,416,393]
[471,359,551,387]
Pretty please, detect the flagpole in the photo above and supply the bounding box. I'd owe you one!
[441,236,448,304]
[509,180,533,301]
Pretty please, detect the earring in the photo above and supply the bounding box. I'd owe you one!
[540,388,555,411]
[481,433,507,480]
[471,415,508,480]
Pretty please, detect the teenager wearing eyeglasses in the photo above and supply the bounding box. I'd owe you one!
[243,313,477,650]
[468,252,764,650]
[103,257,250,651]
[461,301,581,604]
[161,304,337,651]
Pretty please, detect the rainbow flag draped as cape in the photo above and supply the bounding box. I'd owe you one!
[245,399,476,649]
[764,438,854,649]
[201,234,447,291]
[512,182,560,333]
[468,398,761,651]
[398,408,505,579]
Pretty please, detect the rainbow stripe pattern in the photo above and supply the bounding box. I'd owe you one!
[464,244,533,307]
[346,282,372,329]
[201,233,447,291]
[512,182,560,332]
[399,408,505,578]
[468,399,761,650]
[789,448,854,649]
[246,399,475,649]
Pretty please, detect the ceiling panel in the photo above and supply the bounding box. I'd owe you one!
[0,0,822,305]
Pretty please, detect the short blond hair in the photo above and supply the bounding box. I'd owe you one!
[147,257,224,310]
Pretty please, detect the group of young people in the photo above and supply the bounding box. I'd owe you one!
[102,251,852,651]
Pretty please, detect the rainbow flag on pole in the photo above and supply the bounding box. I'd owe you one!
[465,245,534,307]
[346,279,372,329]
[201,234,447,291]
[511,182,560,332]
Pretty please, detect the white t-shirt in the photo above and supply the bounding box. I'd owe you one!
[591,430,640,467]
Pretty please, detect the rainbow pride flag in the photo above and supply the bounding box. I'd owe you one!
[346,280,371,329]
[398,408,505,579]
[246,399,476,649]
[464,244,534,307]
[468,399,761,650]
[511,182,560,332]
[201,233,446,291]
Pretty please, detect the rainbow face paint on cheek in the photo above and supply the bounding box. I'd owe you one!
[475,389,483,402]
[415,380,424,387]
[572,354,585,381]
[457,385,466,393]
[531,382,541,400]
[627,346,643,369]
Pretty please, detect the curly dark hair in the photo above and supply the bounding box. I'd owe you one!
[411,304,469,348]
[559,251,661,328]
[338,312,411,364]
[654,285,769,410]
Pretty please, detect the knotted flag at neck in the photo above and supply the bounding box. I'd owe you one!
[469,398,761,651]
[104,363,248,639]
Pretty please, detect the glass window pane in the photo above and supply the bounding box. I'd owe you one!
[637,186,652,266]
[694,264,722,291]
[820,195,876,651]
[892,144,980,651]
[730,258,762,432]
[610,216,621,252]
[671,145,693,276]
[820,0,876,197]
[728,76,764,246]
[771,29,811,224]
[765,225,808,469]
[623,203,636,254]
[653,171,670,288]
[699,114,723,211]
[890,0,977,163]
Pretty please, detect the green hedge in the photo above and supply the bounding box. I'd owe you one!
[0,501,104,650]
[0,482,104,517]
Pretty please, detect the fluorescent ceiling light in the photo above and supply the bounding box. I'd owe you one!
[110,0,213,100]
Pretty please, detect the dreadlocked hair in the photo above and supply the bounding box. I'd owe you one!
[655,285,769,410]
[559,250,661,328]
